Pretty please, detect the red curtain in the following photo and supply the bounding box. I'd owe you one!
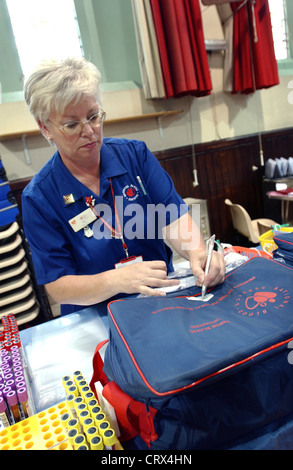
[149,0,212,98]
[231,0,279,93]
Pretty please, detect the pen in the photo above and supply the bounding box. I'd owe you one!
[201,234,215,299]
[136,175,147,195]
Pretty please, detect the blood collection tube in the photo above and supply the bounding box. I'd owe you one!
[64,379,75,391]
[76,444,89,450]
[85,425,99,443]
[3,373,14,383]
[2,356,12,368]
[84,391,95,404]
[12,359,22,369]
[79,409,90,427]
[73,396,84,414]
[89,435,104,450]
[6,390,21,422]
[5,379,16,390]
[68,417,80,432]
[93,411,106,428]
[66,394,76,415]
[87,399,99,413]
[17,387,30,419]
[1,366,12,378]
[98,419,111,435]
[68,385,78,397]
[90,405,101,417]
[0,396,12,427]
[4,341,13,352]
[68,428,79,447]
[14,371,24,380]
[73,374,84,387]
[76,402,87,416]
[73,370,83,381]
[3,386,12,398]
[13,365,23,375]
[77,380,87,391]
[82,417,95,433]
[74,434,87,449]
[80,385,91,396]
[62,375,71,388]
[15,378,26,388]
[102,428,117,450]
[60,411,71,430]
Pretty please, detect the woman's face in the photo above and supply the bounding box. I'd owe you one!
[41,95,104,169]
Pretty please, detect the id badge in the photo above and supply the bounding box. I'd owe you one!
[68,208,97,232]
[115,255,143,269]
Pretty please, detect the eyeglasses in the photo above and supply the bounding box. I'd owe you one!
[48,110,106,136]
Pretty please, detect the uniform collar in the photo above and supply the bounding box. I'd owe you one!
[100,140,127,178]
[54,141,128,206]
[99,140,127,197]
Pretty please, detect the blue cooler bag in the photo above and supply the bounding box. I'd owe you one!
[90,257,293,450]
[273,231,293,267]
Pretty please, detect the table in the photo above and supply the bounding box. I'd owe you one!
[19,280,293,450]
[20,306,109,413]
[267,190,293,223]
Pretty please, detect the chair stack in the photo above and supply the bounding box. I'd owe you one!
[0,158,40,328]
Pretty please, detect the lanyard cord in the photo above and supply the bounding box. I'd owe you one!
[86,178,129,258]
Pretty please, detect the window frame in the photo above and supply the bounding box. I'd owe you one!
[271,0,293,75]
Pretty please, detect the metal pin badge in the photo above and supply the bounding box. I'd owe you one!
[84,226,93,238]
[63,194,75,205]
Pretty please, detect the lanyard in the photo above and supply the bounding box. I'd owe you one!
[86,178,129,259]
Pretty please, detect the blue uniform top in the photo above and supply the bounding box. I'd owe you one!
[22,138,188,315]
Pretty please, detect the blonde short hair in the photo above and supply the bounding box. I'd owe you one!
[24,57,103,123]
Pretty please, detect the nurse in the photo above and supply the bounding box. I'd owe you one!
[22,57,225,315]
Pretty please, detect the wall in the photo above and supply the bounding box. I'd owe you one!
[0,4,293,214]
[1,72,293,182]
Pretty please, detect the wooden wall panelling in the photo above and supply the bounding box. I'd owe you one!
[262,130,293,160]
[155,136,264,244]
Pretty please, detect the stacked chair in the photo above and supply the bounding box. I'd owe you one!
[0,157,52,329]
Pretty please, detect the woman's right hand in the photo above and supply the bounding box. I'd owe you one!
[45,260,180,307]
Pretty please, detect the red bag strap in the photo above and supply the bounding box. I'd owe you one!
[102,381,141,441]
[90,339,158,447]
[103,381,158,446]
[89,339,109,390]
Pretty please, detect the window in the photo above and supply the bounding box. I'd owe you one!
[6,0,83,77]
[268,0,289,60]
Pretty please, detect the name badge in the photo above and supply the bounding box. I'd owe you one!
[68,208,97,232]
[115,255,143,269]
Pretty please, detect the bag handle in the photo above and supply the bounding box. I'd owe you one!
[89,339,109,389]
[103,380,158,446]
[90,339,158,446]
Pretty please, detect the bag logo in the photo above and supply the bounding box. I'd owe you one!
[245,291,277,310]
[235,287,290,317]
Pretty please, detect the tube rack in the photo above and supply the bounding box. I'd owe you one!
[0,371,123,450]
